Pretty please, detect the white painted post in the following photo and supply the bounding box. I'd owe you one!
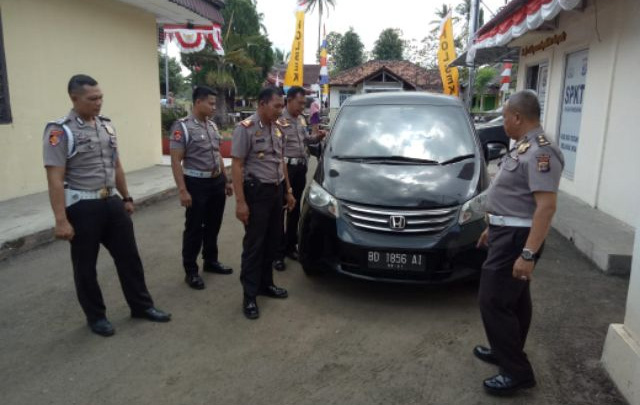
[602,221,640,405]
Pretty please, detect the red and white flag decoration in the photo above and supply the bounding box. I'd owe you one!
[164,24,224,55]
[500,63,512,93]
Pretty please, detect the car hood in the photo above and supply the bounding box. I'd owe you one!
[320,158,482,208]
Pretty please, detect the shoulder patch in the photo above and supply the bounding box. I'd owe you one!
[173,129,183,142]
[98,114,111,122]
[241,119,254,128]
[536,154,551,172]
[536,134,551,147]
[48,128,64,146]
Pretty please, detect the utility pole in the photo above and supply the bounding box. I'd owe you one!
[466,0,480,111]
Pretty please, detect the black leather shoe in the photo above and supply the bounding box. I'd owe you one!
[185,274,205,290]
[89,318,115,337]
[273,260,286,271]
[243,297,259,320]
[483,374,536,396]
[473,345,499,365]
[131,307,172,322]
[203,261,233,275]
[259,285,289,299]
[285,250,299,261]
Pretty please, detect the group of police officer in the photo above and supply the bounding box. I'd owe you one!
[44,74,562,397]
[43,76,322,334]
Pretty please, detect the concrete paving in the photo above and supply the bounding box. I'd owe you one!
[0,194,629,405]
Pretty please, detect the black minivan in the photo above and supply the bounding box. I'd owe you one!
[298,92,490,283]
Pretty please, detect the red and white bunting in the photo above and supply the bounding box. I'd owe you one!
[500,63,513,92]
[164,24,224,55]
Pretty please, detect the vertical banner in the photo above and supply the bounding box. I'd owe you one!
[437,12,460,96]
[284,1,307,91]
[319,26,329,104]
[558,49,588,180]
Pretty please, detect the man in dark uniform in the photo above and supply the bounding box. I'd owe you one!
[474,90,564,395]
[273,86,326,271]
[43,74,171,337]
[170,86,234,290]
[231,87,295,319]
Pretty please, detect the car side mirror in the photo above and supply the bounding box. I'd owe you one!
[484,142,507,161]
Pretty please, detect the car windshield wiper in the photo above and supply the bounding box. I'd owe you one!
[332,155,439,165]
[439,154,475,165]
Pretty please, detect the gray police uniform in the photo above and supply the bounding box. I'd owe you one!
[170,115,226,275]
[42,109,154,323]
[479,127,564,382]
[276,110,322,258]
[231,114,285,298]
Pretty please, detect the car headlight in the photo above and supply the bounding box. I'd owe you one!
[459,190,488,225]
[308,180,339,218]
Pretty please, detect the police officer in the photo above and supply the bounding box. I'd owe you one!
[43,74,171,337]
[170,86,234,290]
[474,91,564,395]
[273,86,326,271]
[231,87,296,319]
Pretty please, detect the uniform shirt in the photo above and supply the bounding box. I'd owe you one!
[169,114,221,173]
[486,127,564,219]
[279,109,322,159]
[231,114,284,184]
[43,109,118,190]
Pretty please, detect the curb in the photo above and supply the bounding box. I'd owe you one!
[0,186,178,262]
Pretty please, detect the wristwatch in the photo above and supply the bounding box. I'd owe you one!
[521,248,536,262]
[122,196,134,203]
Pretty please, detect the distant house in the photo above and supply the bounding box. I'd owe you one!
[0,0,225,202]
[266,64,322,94]
[328,60,442,119]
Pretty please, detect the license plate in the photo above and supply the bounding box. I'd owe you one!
[367,251,425,271]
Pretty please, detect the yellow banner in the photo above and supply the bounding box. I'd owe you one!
[437,14,460,96]
[284,10,305,88]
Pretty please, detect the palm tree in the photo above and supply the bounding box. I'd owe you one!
[304,0,336,59]
[429,4,458,34]
[273,47,290,66]
[182,13,262,125]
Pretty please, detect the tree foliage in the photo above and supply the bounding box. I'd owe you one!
[335,28,365,72]
[158,53,188,96]
[372,28,405,61]
[474,67,497,93]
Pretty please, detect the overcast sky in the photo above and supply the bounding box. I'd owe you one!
[168,0,510,67]
[255,0,510,63]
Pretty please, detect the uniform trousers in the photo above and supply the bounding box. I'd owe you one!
[478,225,544,381]
[66,196,154,323]
[182,175,226,275]
[276,162,307,259]
[240,179,284,298]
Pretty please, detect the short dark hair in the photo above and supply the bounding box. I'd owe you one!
[507,90,541,121]
[258,86,284,105]
[192,85,217,104]
[68,74,98,95]
[286,86,305,100]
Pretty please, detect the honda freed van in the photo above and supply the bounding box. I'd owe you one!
[298,92,489,283]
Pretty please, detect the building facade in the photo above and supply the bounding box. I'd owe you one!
[0,0,224,202]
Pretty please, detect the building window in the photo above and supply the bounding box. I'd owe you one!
[0,11,11,124]
[339,91,355,106]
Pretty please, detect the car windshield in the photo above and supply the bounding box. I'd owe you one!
[329,104,476,163]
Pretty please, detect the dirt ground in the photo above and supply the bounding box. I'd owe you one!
[0,194,629,405]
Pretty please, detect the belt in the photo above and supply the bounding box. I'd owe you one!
[488,214,532,228]
[65,187,116,207]
[285,157,307,165]
[184,168,221,178]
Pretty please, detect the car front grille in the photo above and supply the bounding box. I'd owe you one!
[342,203,459,235]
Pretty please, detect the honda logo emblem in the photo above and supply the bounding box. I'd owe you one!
[389,215,406,230]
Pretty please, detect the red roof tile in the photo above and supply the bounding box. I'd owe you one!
[330,60,442,91]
